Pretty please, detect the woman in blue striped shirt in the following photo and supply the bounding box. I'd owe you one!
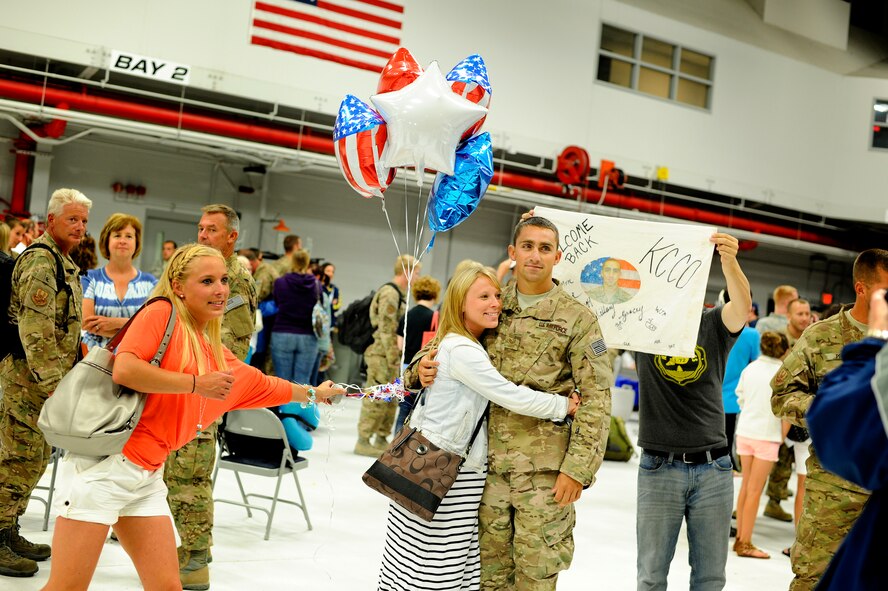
[81,213,158,349]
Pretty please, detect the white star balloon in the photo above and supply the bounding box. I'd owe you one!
[371,61,488,177]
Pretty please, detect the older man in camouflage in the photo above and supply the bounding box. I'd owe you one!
[771,248,888,591]
[415,216,612,590]
[166,204,257,590]
[0,188,91,577]
[353,254,417,457]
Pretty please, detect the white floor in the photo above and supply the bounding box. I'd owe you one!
[13,399,796,591]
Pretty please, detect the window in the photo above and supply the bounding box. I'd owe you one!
[871,99,888,150]
[597,24,714,110]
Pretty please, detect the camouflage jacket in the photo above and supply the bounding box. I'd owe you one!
[484,282,612,487]
[253,261,279,303]
[222,254,258,362]
[271,255,292,277]
[364,283,405,371]
[771,307,868,493]
[0,233,82,393]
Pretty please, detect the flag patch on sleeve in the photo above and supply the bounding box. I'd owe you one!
[589,338,607,357]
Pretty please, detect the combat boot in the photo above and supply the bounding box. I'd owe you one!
[180,548,210,590]
[0,529,38,577]
[8,524,50,561]
[371,435,390,451]
[354,437,382,457]
[763,499,793,522]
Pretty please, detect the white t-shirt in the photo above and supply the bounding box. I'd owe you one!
[736,356,784,442]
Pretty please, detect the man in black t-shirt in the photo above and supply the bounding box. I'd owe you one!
[635,233,751,591]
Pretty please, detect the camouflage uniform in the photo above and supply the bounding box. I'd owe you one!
[479,282,612,591]
[164,254,257,554]
[357,283,405,442]
[271,255,292,277]
[253,261,279,304]
[0,233,81,529]
[771,309,869,591]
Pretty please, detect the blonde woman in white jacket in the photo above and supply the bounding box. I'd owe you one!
[376,263,579,591]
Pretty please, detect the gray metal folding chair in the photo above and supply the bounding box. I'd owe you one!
[212,408,312,540]
[31,447,62,531]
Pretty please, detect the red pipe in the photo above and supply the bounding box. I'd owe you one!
[0,78,839,246]
[10,132,34,215]
[492,171,840,247]
[0,79,334,155]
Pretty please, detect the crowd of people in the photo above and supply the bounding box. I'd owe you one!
[0,189,884,591]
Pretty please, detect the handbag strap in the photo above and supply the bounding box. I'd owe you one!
[409,388,489,457]
[105,296,177,366]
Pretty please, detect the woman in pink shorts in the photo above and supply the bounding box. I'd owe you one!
[733,331,791,558]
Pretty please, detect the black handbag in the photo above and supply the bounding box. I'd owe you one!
[786,424,810,443]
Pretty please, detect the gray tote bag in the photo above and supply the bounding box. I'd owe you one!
[37,297,176,457]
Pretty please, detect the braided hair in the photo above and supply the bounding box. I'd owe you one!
[151,243,229,374]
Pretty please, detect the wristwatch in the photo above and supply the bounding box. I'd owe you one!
[865,328,888,341]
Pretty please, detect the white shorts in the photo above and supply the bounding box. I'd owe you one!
[785,438,811,476]
[54,453,179,542]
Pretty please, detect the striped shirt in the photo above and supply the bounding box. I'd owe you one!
[81,266,157,349]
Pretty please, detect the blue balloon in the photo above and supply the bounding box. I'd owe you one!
[427,133,493,233]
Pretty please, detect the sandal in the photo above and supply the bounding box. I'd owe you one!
[782,547,791,557]
[735,541,770,559]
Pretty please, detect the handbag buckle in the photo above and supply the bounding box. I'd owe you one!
[415,444,428,455]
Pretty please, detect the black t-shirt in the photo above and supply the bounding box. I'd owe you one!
[636,306,739,453]
[397,304,436,365]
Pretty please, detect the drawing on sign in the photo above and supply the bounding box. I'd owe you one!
[581,257,640,305]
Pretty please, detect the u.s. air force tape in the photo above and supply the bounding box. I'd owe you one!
[225,294,246,312]
[589,338,607,357]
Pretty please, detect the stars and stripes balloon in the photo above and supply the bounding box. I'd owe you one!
[446,54,492,141]
[333,94,395,199]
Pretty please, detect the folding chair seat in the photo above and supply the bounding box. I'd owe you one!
[212,409,312,540]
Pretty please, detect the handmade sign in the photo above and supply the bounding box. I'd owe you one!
[535,207,715,356]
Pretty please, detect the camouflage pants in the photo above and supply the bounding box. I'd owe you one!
[165,422,218,552]
[788,477,868,591]
[767,443,793,502]
[357,354,398,440]
[479,470,575,591]
[0,381,51,528]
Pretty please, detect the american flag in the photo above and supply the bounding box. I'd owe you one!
[334,95,394,198]
[580,257,642,292]
[250,0,403,72]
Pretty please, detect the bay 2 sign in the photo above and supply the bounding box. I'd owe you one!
[110,50,191,85]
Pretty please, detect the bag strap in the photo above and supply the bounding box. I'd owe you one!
[409,388,489,457]
[429,310,439,332]
[105,297,177,367]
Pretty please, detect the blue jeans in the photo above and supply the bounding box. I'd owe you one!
[636,451,733,591]
[270,332,318,384]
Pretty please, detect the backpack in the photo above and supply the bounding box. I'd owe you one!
[603,415,635,462]
[0,243,73,361]
[338,282,403,354]
[312,282,330,339]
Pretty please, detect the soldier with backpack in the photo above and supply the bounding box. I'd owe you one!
[353,254,419,457]
[0,188,91,578]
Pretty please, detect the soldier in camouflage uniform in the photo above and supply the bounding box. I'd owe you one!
[413,217,612,590]
[353,255,416,457]
[271,234,301,277]
[0,188,91,577]
[771,249,888,591]
[165,204,257,590]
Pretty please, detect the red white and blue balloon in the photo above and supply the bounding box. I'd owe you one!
[333,94,395,198]
[446,54,491,141]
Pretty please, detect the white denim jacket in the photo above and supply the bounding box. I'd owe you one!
[409,333,568,472]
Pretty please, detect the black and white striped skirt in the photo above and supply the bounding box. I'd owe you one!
[377,466,487,591]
